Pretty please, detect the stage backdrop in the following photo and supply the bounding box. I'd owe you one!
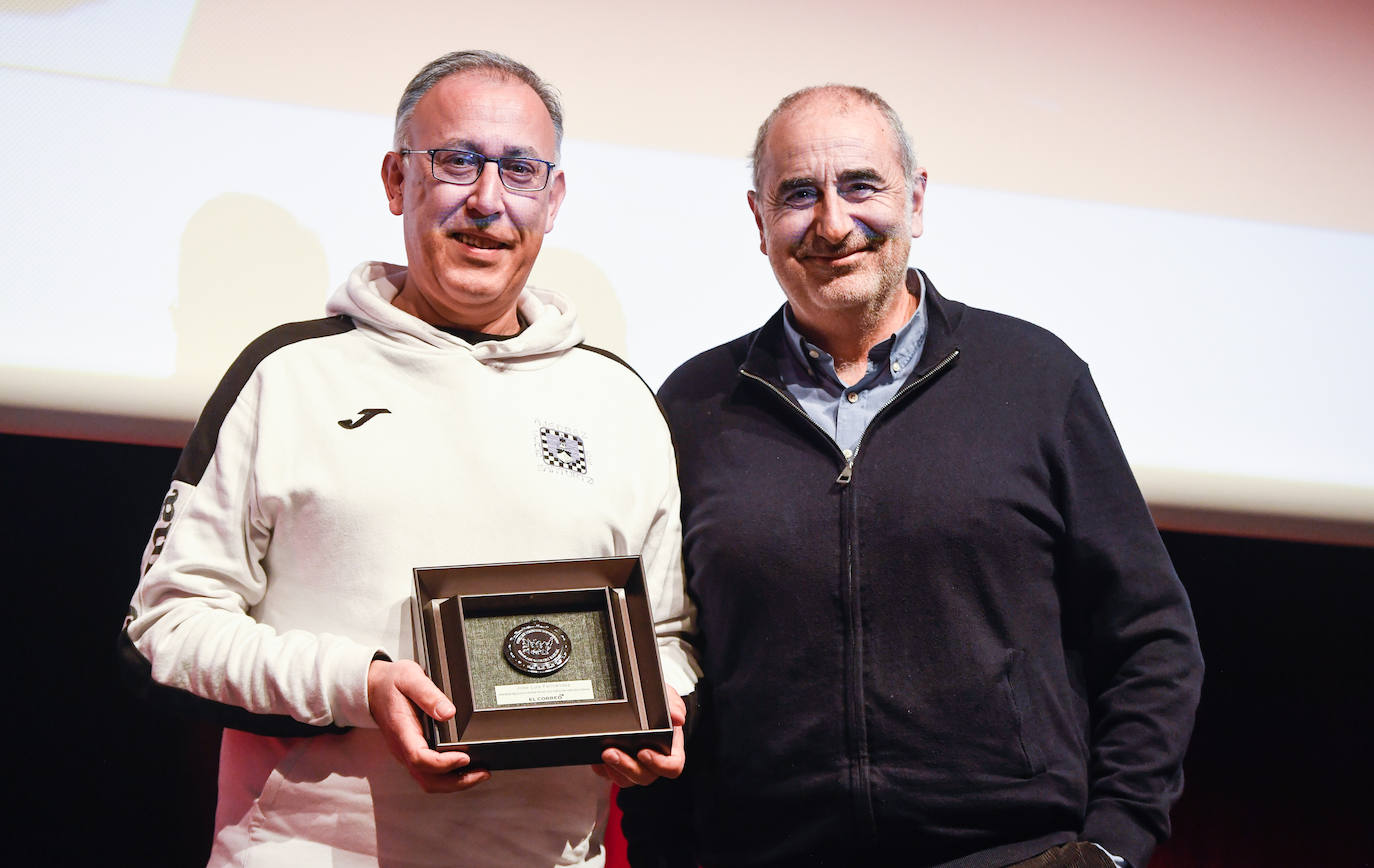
[2,0,1372,544]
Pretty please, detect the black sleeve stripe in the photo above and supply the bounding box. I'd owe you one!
[574,342,674,430]
[118,627,349,737]
[174,316,356,485]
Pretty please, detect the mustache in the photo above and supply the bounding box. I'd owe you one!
[796,223,888,259]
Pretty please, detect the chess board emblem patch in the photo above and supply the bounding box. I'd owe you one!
[540,427,587,473]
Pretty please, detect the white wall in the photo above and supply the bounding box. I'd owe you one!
[2,1,1371,543]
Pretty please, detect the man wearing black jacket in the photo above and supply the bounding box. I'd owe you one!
[621,84,1202,868]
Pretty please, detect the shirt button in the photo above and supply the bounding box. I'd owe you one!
[842,448,853,459]
[891,361,901,373]
[808,348,820,359]
[846,392,858,403]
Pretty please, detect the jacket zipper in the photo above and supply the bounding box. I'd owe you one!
[738,369,850,465]
[738,346,959,840]
[835,348,960,484]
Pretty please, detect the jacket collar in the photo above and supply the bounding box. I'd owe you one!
[740,268,964,388]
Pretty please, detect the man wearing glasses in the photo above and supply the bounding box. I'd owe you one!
[123,50,694,867]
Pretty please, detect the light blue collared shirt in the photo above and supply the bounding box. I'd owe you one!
[777,271,928,458]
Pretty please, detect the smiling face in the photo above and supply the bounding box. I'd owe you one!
[749,91,925,335]
[381,70,565,332]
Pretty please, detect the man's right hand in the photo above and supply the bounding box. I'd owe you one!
[367,659,490,793]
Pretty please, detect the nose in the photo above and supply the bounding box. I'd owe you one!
[813,189,852,246]
[464,159,505,219]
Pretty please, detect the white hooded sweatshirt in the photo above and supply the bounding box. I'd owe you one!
[126,262,697,867]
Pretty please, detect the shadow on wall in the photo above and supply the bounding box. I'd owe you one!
[176,209,628,373]
[530,247,628,360]
[173,192,330,384]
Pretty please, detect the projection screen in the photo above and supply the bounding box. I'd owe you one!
[1,0,1371,545]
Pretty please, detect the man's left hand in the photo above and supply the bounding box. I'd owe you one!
[593,685,686,787]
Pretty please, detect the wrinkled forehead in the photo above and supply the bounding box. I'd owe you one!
[758,97,902,185]
[765,135,894,177]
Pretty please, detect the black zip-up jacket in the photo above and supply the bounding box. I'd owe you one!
[636,274,1203,868]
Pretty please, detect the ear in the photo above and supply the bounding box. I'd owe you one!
[747,190,767,255]
[543,170,567,233]
[909,168,928,239]
[381,151,406,216]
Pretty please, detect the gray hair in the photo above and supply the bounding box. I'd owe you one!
[750,84,917,190]
[393,50,564,157]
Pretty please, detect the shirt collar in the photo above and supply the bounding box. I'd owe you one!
[780,269,928,389]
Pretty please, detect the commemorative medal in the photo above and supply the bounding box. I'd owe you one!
[503,620,572,677]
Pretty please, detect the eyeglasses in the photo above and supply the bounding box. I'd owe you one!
[399,148,556,192]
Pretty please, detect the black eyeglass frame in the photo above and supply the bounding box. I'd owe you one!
[399,148,558,192]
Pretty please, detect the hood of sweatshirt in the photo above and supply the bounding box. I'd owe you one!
[325,261,584,370]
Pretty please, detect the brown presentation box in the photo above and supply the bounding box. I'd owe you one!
[410,555,673,770]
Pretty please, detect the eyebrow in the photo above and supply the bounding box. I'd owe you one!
[838,168,885,184]
[775,167,888,193]
[777,177,818,193]
[437,139,544,159]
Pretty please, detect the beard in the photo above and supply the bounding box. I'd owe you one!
[781,223,912,331]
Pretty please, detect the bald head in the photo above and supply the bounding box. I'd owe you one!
[750,85,916,191]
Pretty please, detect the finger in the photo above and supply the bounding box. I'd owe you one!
[593,763,635,788]
[600,747,627,769]
[634,730,684,780]
[394,663,456,721]
[597,762,639,789]
[604,749,661,787]
[407,748,472,775]
[381,701,436,758]
[635,711,686,774]
[636,743,684,780]
[378,716,428,768]
[633,757,682,780]
[449,769,490,791]
[414,767,491,794]
[670,710,685,755]
[600,748,646,787]
[667,689,686,727]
